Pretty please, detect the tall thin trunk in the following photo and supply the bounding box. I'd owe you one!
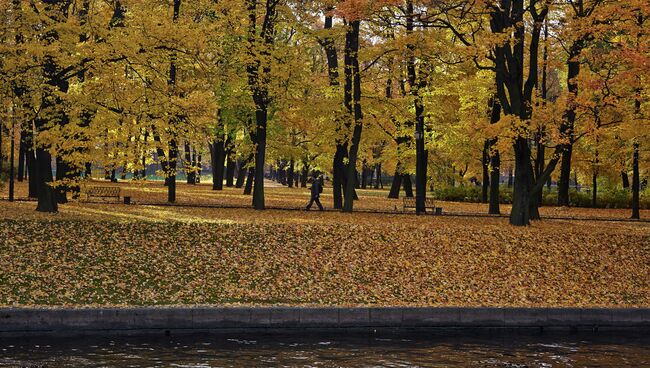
[558,41,583,206]
[167,140,177,203]
[622,171,630,189]
[235,157,248,188]
[225,157,236,187]
[403,174,414,197]
[388,169,402,199]
[252,110,267,209]
[225,138,235,187]
[287,159,295,188]
[185,143,195,184]
[246,0,277,210]
[342,20,363,213]
[301,162,309,188]
[17,130,26,182]
[631,142,640,219]
[211,137,225,190]
[244,166,254,195]
[8,121,15,202]
[406,0,427,214]
[166,0,181,203]
[482,141,490,203]
[489,151,501,215]
[35,147,57,213]
[322,12,345,209]
[592,173,597,208]
[488,97,501,215]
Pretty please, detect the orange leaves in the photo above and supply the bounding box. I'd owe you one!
[335,0,400,21]
[0,195,648,308]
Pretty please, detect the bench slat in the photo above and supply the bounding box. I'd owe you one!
[85,186,121,200]
[403,197,435,210]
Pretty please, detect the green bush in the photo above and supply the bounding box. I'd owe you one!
[432,186,481,202]
[433,185,649,209]
[0,167,9,192]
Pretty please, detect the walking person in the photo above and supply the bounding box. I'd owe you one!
[305,175,324,211]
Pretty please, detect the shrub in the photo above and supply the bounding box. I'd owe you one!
[432,186,481,202]
[433,185,649,209]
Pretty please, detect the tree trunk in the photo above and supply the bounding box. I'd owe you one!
[631,142,640,219]
[558,45,581,206]
[361,161,368,189]
[235,158,247,188]
[488,96,501,215]
[185,143,195,184]
[592,172,597,208]
[287,159,295,188]
[211,137,225,190]
[622,171,630,189]
[342,20,363,213]
[558,144,573,206]
[323,12,345,209]
[246,0,276,210]
[35,147,58,213]
[167,140,177,203]
[244,166,254,195]
[152,130,169,186]
[333,147,346,208]
[489,150,501,215]
[225,154,236,187]
[301,162,309,188]
[388,169,402,199]
[405,0,427,214]
[166,0,180,203]
[26,147,38,198]
[8,122,15,202]
[482,140,490,203]
[17,131,26,182]
[252,109,267,210]
[510,140,534,226]
[403,174,414,198]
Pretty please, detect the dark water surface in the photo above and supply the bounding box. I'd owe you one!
[0,331,648,367]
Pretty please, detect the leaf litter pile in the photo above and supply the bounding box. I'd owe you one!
[0,201,648,307]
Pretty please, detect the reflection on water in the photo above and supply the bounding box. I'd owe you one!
[0,332,648,367]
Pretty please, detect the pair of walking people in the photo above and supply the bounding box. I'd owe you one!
[305,176,324,211]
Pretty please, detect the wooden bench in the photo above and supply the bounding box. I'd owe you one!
[403,197,440,214]
[85,186,121,203]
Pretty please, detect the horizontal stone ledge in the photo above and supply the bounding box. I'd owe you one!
[0,307,648,335]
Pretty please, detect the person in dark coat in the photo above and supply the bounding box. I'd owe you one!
[305,176,324,211]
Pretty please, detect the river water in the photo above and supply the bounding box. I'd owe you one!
[0,332,648,367]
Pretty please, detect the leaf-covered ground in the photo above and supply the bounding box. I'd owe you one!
[3,180,649,220]
[1,200,648,308]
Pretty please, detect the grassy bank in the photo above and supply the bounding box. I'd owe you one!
[1,201,648,308]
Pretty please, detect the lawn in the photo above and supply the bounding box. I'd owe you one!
[1,185,648,308]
